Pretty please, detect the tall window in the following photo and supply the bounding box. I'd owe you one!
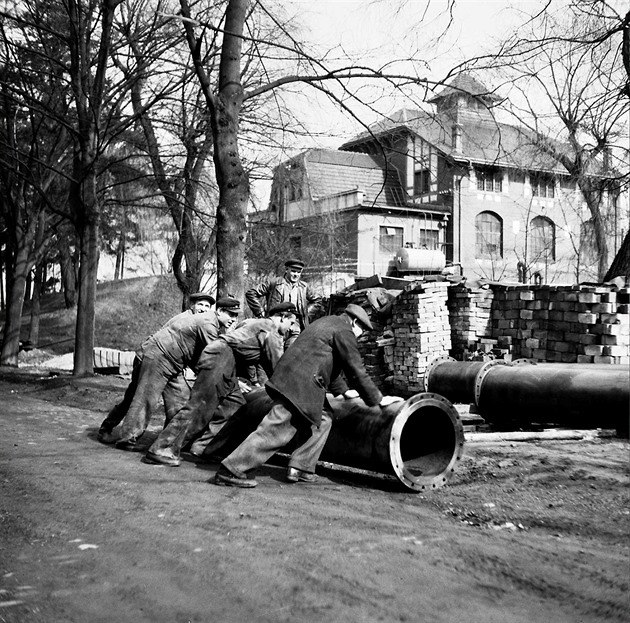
[530,216,555,261]
[531,173,555,198]
[475,211,503,258]
[476,167,503,193]
[379,226,404,254]
[414,169,430,195]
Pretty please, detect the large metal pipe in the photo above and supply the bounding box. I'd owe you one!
[424,358,629,434]
[202,388,465,491]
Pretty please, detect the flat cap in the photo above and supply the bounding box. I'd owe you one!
[344,303,373,331]
[284,258,305,270]
[189,292,215,305]
[267,302,298,316]
[216,297,241,311]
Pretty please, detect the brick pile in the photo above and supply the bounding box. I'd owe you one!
[391,281,451,395]
[447,285,494,359]
[489,285,630,364]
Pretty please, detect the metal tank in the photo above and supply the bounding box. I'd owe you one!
[394,247,447,274]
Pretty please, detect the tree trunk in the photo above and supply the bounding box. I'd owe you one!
[59,243,77,308]
[71,161,100,376]
[0,244,30,366]
[28,262,44,347]
[604,230,630,283]
[580,183,610,281]
[212,0,249,301]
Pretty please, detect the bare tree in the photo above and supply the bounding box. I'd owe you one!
[469,1,629,281]
[174,0,453,300]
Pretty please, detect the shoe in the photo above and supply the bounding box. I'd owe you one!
[97,430,117,444]
[286,467,317,483]
[143,449,181,467]
[115,438,138,451]
[213,467,257,488]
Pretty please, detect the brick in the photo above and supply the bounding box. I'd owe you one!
[603,345,629,357]
[592,303,614,314]
[578,292,600,304]
[600,292,617,304]
[583,345,605,356]
[577,354,594,363]
[577,313,597,324]
[593,356,614,364]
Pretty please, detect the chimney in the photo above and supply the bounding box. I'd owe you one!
[452,123,463,152]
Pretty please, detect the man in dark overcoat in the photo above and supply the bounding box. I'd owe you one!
[213,304,403,487]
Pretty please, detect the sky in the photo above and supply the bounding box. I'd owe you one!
[272,0,546,147]
[249,0,547,204]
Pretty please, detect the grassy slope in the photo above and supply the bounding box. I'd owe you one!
[5,275,183,355]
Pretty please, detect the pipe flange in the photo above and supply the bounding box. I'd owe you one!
[389,392,465,492]
[473,359,510,406]
[422,355,456,392]
[512,358,536,366]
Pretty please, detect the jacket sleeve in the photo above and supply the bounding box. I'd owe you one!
[259,329,285,378]
[245,281,271,317]
[333,328,383,407]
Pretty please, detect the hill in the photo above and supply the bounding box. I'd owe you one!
[2,274,184,358]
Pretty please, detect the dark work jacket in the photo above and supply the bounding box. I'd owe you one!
[149,310,222,370]
[245,277,321,328]
[265,314,383,426]
[197,318,285,380]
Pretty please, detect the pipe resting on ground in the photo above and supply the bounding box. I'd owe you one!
[203,388,465,491]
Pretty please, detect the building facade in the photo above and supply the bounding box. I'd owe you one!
[261,74,625,289]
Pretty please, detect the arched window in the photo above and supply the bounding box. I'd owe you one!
[475,211,503,258]
[530,216,555,261]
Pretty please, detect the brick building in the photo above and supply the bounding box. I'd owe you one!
[261,74,626,290]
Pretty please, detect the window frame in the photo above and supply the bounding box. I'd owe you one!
[475,211,503,258]
[379,225,404,255]
[476,167,503,193]
[529,215,556,261]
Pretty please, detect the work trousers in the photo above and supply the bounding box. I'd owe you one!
[118,347,186,442]
[222,398,333,477]
[99,355,190,434]
[148,344,245,457]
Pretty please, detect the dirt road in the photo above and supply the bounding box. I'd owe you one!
[0,369,628,623]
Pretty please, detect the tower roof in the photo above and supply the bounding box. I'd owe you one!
[428,73,502,104]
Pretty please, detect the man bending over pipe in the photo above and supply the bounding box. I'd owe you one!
[143,303,298,467]
[213,304,403,487]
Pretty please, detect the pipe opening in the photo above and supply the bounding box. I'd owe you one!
[390,394,465,491]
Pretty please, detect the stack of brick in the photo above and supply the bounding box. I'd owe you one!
[490,285,630,364]
[391,281,451,395]
[326,289,395,392]
[447,285,495,359]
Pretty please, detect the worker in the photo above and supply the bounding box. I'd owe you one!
[213,304,403,487]
[245,259,321,346]
[97,292,217,444]
[111,297,241,450]
[143,302,298,467]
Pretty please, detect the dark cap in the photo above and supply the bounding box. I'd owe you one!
[189,292,215,305]
[284,258,305,270]
[267,302,298,316]
[344,303,373,331]
[216,297,241,313]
